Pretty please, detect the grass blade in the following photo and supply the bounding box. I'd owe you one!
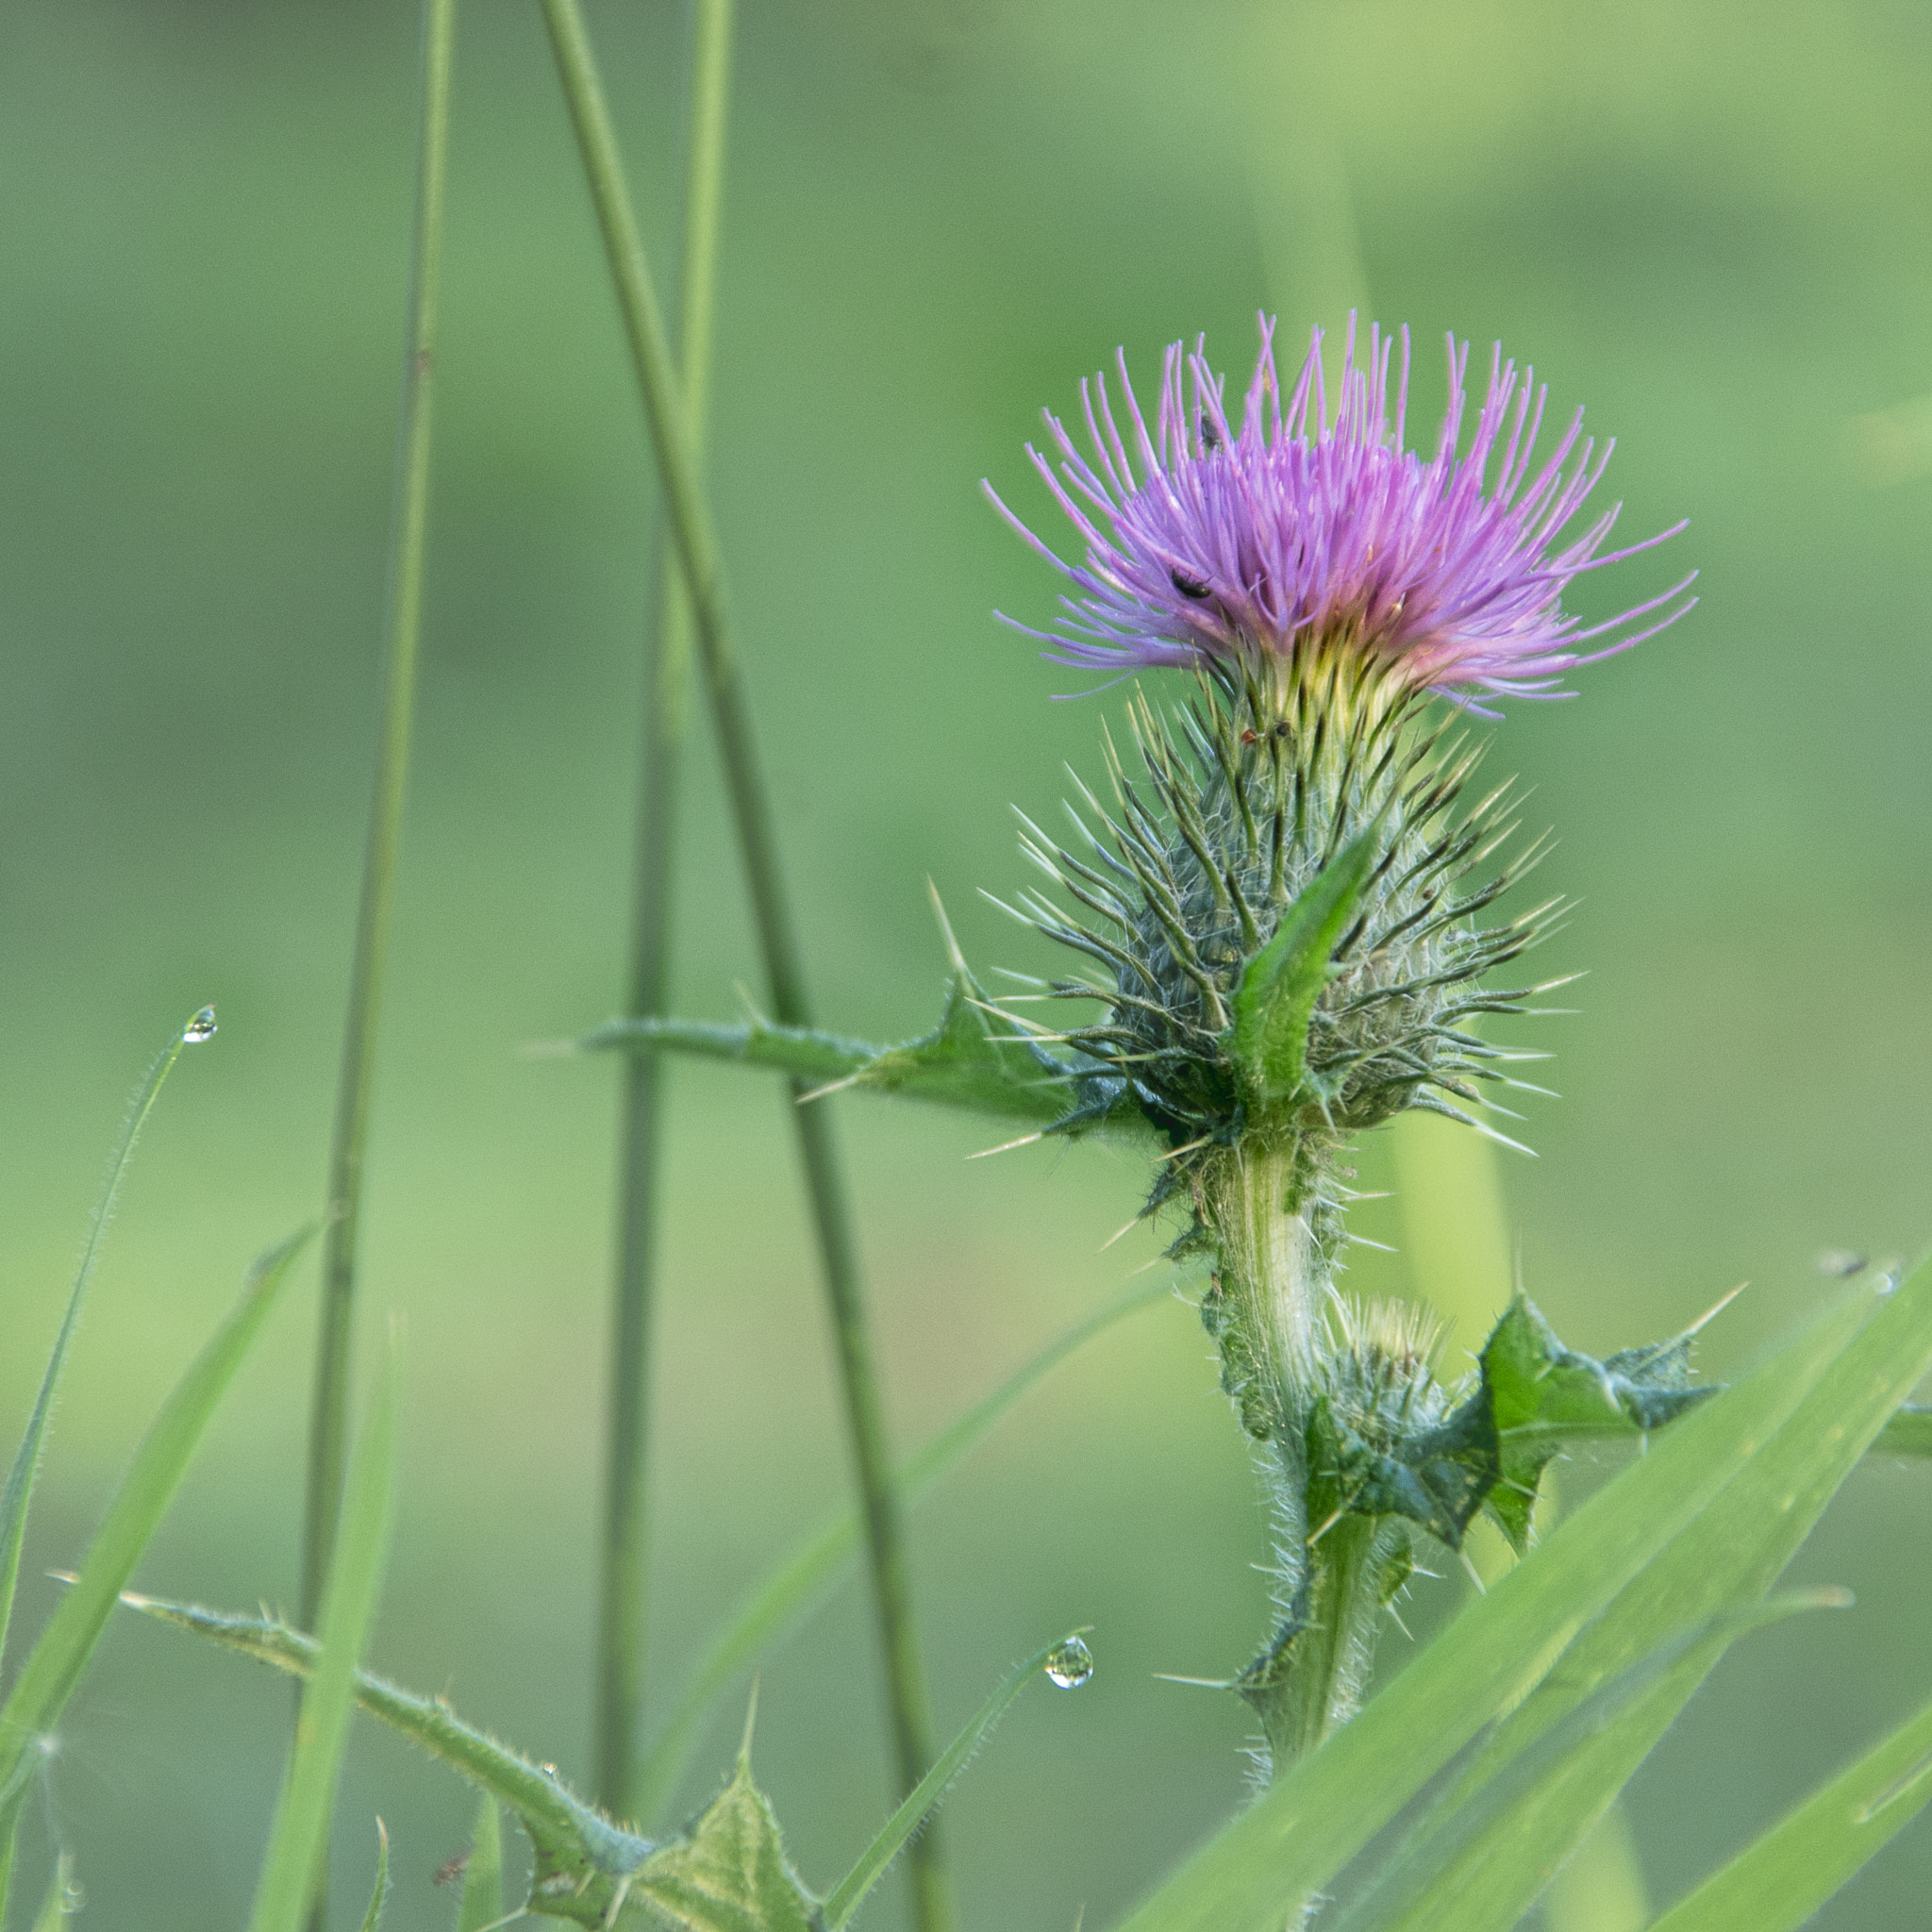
[0,1006,212,1678]
[598,0,736,1815]
[824,1631,1088,1929]
[1874,1403,1932,1457]
[29,1850,75,1931]
[0,1226,312,1809]
[249,1338,399,1932]
[302,0,457,1632]
[537,9,948,1921]
[456,1795,503,1931]
[1645,1688,1932,1932]
[1319,1592,1846,1932]
[357,1822,391,1932]
[633,1278,1169,1823]
[1111,1283,1884,1932]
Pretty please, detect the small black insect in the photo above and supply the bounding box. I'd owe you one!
[1171,567,1212,600]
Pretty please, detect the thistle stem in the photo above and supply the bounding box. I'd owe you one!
[537,8,950,1922]
[301,0,456,1633]
[1201,1136,1393,1767]
[595,0,734,1821]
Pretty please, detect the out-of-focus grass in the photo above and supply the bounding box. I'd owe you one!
[0,1,1927,1924]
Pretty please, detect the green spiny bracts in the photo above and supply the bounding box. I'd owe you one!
[999,652,1561,1432]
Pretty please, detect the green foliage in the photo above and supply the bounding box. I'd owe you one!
[132,1592,1084,1931]
[1115,1266,1922,1932]
[1227,829,1379,1112]
[249,1341,399,1932]
[1474,1294,1721,1550]
[824,1633,1089,1928]
[358,1824,391,1932]
[1875,1403,1932,1458]
[123,1594,658,1924]
[1320,1592,1847,1932]
[581,891,1153,1148]
[0,1008,210,1682]
[1646,1687,1932,1932]
[610,1736,818,1932]
[28,1851,75,1932]
[458,1797,504,1932]
[634,1279,1167,1824]
[0,1226,311,1856]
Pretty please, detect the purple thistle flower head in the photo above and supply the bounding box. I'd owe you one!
[986,316,1695,713]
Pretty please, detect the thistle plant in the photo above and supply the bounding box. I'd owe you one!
[979,317,1700,1767]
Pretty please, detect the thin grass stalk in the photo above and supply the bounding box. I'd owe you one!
[301,0,457,1632]
[535,7,950,1924]
[596,0,735,1819]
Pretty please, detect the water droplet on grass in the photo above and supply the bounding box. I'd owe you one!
[183,1007,217,1043]
[1045,1636,1093,1689]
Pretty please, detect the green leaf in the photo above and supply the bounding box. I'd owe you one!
[458,1796,505,1932]
[824,1631,1085,1927]
[617,1719,817,1932]
[358,1822,391,1932]
[249,1339,400,1932]
[1479,1294,1720,1550]
[578,891,1153,1145]
[1321,1592,1845,1932]
[0,1008,209,1680]
[122,1596,658,1927]
[1112,1281,1887,1932]
[1874,1402,1932,1457]
[1645,1686,1932,1932]
[29,1849,75,1931]
[0,1225,311,1814]
[633,1278,1168,1823]
[1311,1258,1932,1932]
[1226,830,1379,1110]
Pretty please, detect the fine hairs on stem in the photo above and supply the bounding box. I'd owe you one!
[300,0,456,1671]
[596,0,736,1820]
[536,3,953,1924]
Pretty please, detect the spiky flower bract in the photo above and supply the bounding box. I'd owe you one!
[987,317,1694,712]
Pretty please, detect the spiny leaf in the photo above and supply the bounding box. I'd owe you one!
[824,1631,1088,1927]
[457,1796,504,1931]
[578,891,1156,1145]
[0,1007,211,1679]
[632,1280,1169,1824]
[1645,1686,1932,1932]
[358,1823,391,1932]
[1112,1280,1892,1932]
[608,1732,818,1932]
[1478,1294,1720,1551]
[0,1225,311,1813]
[249,1340,399,1932]
[124,1596,658,1925]
[1226,829,1380,1110]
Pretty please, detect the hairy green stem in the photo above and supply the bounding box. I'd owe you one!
[302,0,456,1631]
[536,7,950,1921]
[596,0,735,1821]
[1202,1137,1399,1767]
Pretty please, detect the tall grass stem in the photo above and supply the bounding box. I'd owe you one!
[536,7,950,1923]
[596,0,735,1818]
[301,0,457,1631]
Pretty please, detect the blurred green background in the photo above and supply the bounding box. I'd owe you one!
[1,0,1928,1925]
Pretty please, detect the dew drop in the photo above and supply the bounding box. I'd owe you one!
[1044,1636,1093,1690]
[183,1007,218,1044]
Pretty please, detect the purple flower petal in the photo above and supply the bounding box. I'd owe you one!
[985,317,1696,705]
